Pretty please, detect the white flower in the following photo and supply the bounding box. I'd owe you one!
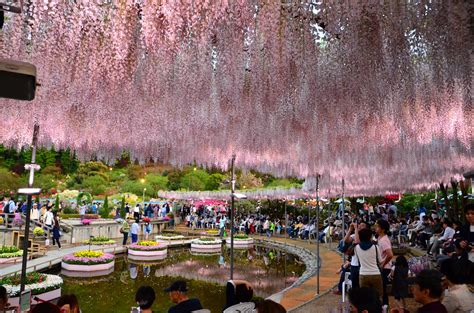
[4,274,63,297]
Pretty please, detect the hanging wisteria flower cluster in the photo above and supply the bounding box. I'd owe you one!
[0,1,472,195]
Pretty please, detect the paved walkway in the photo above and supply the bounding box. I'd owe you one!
[173,226,341,312]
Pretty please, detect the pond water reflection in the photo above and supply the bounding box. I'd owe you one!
[53,245,305,313]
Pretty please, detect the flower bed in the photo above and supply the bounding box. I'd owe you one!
[128,241,167,258]
[83,236,116,245]
[156,234,190,246]
[0,246,23,258]
[225,235,254,248]
[191,237,222,251]
[1,273,62,298]
[202,229,219,236]
[81,219,92,225]
[61,250,115,272]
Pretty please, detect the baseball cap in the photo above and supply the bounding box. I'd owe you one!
[164,280,188,292]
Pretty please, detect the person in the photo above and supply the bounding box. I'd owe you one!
[0,286,8,310]
[52,213,61,249]
[412,269,447,313]
[121,219,130,245]
[134,204,140,220]
[343,221,369,289]
[164,280,203,313]
[354,228,383,298]
[135,285,156,313]
[31,302,61,313]
[79,201,87,220]
[391,255,409,311]
[459,203,474,262]
[348,287,382,313]
[255,299,286,313]
[439,258,474,312]
[219,215,227,237]
[375,219,393,307]
[430,219,455,256]
[130,219,139,244]
[57,294,80,313]
[224,279,254,310]
[44,207,54,228]
[144,221,152,240]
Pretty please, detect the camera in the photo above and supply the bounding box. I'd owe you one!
[131,307,140,313]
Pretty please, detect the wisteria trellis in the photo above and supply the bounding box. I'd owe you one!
[0,1,472,195]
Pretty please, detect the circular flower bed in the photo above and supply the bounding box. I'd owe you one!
[128,241,167,258]
[1,272,63,306]
[202,229,219,236]
[225,234,254,248]
[155,233,188,246]
[83,236,116,245]
[61,250,115,272]
[191,237,222,251]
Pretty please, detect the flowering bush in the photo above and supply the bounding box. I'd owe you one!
[0,246,23,258]
[81,219,91,225]
[206,230,219,234]
[156,233,185,240]
[62,250,114,265]
[128,241,166,251]
[84,214,99,219]
[0,217,4,224]
[33,227,44,236]
[2,273,63,297]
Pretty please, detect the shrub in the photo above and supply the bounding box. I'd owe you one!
[33,227,45,236]
[0,272,46,286]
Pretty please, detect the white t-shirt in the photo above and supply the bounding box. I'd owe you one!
[350,234,359,266]
[355,245,382,275]
[44,211,54,226]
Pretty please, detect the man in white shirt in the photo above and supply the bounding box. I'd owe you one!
[429,219,455,256]
[130,219,139,243]
[44,207,54,228]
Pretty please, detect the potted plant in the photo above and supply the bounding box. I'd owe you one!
[128,241,167,258]
[61,250,115,272]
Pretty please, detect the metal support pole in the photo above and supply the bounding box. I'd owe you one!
[20,124,40,294]
[284,199,288,238]
[316,174,320,294]
[341,178,345,264]
[230,154,236,280]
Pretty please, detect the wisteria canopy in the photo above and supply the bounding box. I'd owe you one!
[0,1,472,195]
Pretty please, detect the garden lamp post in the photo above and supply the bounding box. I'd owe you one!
[143,188,146,209]
[230,154,236,280]
[18,124,41,295]
[315,174,321,295]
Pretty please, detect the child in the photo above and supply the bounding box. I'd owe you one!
[144,222,152,240]
[392,255,409,311]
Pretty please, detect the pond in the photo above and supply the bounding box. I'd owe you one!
[50,244,305,313]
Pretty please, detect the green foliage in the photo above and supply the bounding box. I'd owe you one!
[120,195,126,218]
[34,174,57,192]
[0,167,20,195]
[121,180,153,197]
[206,173,225,190]
[77,192,92,205]
[167,169,183,190]
[146,174,168,191]
[42,165,62,177]
[55,194,60,211]
[59,149,79,174]
[127,165,144,180]
[99,196,110,218]
[180,169,210,191]
[82,175,107,195]
[236,171,263,189]
[265,178,301,189]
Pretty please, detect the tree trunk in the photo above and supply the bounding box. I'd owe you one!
[451,179,459,221]
[440,182,452,220]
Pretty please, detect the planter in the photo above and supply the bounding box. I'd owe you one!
[225,237,254,248]
[2,274,63,303]
[61,250,115,276]
[156,234,191,246]
[61,261,115,272]
[191,238,222,251]
[128,241,167,260]
[8,288,62,307]
[128,249,167,257]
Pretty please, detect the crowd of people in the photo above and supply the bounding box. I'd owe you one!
[0,279,286,313]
